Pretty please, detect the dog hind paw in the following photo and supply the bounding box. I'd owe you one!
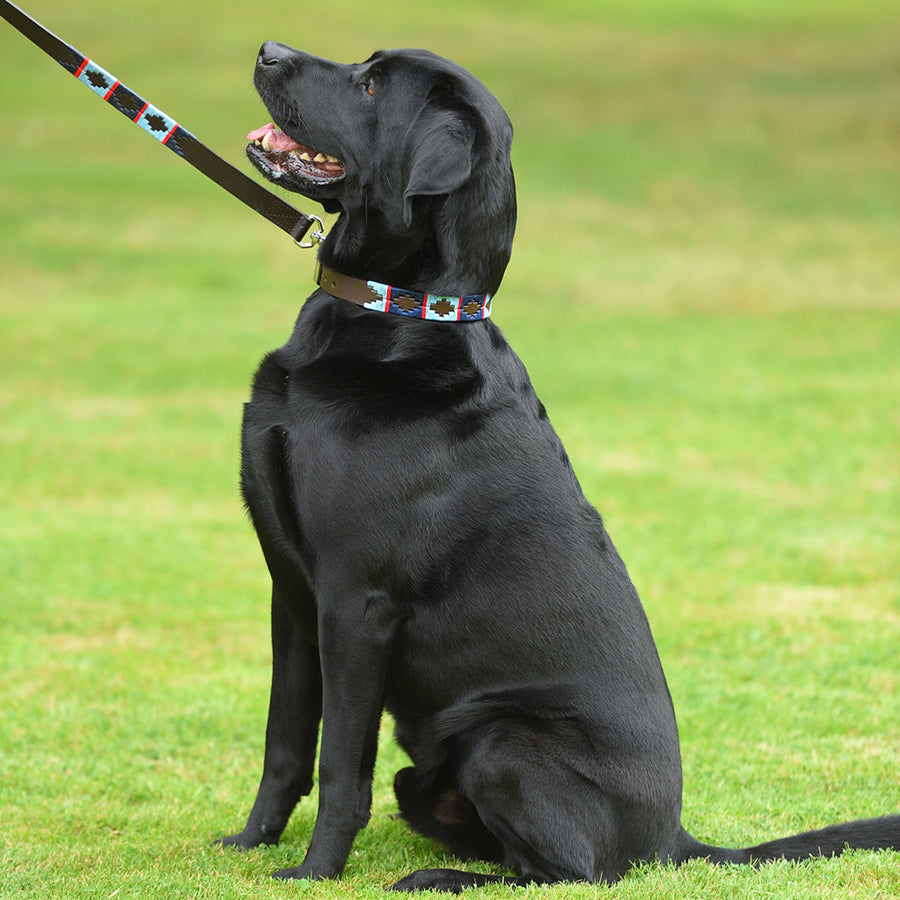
[390,868,526,893]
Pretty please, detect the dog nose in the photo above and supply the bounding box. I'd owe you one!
[257,41,293,68]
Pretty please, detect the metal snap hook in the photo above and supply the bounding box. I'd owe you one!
[295,215,326,249]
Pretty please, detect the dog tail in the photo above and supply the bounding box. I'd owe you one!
[679,815,900,866]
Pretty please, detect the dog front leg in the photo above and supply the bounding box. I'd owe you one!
[220,586,322,849]
[273,589,400,881]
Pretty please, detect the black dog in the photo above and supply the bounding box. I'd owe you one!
[220,42,900,890]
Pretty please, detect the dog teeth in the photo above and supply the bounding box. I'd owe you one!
[258,140,340,167]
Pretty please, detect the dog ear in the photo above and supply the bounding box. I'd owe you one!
[402,102,474,227]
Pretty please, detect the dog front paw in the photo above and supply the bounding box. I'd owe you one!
[217,829,279,851]
[272,863,325,881]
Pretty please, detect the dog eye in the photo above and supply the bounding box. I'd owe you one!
[365,81,375,96]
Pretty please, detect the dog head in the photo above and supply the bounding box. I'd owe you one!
[248,44,516,295]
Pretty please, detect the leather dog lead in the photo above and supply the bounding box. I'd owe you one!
[1,0,322,246]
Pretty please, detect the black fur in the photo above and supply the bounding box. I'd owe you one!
[219,42,900,889]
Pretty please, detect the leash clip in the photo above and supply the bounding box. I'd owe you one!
[295,214,326,249]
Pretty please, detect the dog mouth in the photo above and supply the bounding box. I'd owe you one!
[246,122,345,187]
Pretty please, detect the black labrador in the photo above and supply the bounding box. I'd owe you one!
[221,42,899,890]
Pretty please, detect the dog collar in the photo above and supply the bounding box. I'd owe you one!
[316,264,492,322]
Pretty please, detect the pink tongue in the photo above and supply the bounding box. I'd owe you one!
[246,122,303,152]
[246,123,275,141]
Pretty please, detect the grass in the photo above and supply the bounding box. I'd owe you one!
[1,0,899,897]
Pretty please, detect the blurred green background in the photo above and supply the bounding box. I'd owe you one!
[1,1,898,897]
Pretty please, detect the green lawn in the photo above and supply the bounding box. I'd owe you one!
[1,1,898,898]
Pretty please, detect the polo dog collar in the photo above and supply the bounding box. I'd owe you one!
[316,265,493,322]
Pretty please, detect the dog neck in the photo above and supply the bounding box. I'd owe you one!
[315,264,493,322]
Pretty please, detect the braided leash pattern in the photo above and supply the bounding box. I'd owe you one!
[69,55,185,153]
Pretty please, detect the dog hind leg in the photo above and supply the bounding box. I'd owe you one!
[394,765,504,864]
[392,719,650,890]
